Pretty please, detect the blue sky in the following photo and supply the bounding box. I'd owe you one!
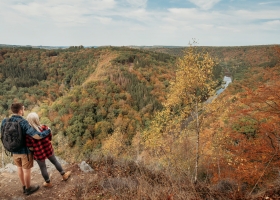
[0,0,279,46]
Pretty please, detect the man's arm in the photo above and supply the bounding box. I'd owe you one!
[21,120,50,139]
[26,126,50,139]
[42,125,52,141]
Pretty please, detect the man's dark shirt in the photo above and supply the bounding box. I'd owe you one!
[1,115,51,154]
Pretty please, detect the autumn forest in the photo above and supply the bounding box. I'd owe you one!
[1,44,280,199]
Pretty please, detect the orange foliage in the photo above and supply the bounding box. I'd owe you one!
[48,111,58,122]
[61,114,73,128]
[207,65,280,187]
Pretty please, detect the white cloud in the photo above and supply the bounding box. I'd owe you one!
[234,9,280,20]
[188,0,221,10]
[129,25,146,31]
[94,16,112,24]
[120,8,151,22]
[199,24,214,30]
[166,7,280,30]
[4,0,117,26]
[13,2,43,16]
[126,0,148,8]
[259,1,279,5]
[262,20,280,30]
[159,25,178,32]
[264,20,280,25]
[84,0,116,11]
[168,8,220,21]
[217,26,240,32]
[10,1,116,16]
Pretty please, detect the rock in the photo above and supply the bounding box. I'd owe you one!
[78,161,94,173]
[0,156,68,174]
[0,163,18,173]
[11,197,24,200]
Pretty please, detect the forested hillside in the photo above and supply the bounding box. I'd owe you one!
[0,46,178,158]
[1,45,280,199]
[138,45,279,80]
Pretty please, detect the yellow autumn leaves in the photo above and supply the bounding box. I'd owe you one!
[165,47,217,110]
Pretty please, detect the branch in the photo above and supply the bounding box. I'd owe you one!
[264,100,280,113]
[267,134,276,150]
[249,151,278,195]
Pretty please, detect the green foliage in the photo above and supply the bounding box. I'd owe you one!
[0,55,47,87]
[232,116,258,139]
[123,71,162,111]
[112,47,176,68]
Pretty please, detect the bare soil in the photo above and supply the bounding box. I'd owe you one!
[0,163,94,200]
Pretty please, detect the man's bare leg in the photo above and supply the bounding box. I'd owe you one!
[22,168,39,195]
[17,167,25,186]
[23,168,31,188]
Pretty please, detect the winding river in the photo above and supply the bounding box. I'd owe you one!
[216,76,232,95]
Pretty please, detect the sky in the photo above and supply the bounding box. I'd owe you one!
[0,0,280,47]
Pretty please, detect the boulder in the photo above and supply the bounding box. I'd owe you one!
[79,161,94,173]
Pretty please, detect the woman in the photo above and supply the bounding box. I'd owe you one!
[26,112,71,187]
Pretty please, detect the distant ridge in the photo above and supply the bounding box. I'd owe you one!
[0,44,69,49]
[2,43,279,50]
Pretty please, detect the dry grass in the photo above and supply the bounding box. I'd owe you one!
[70,155,267,200]
[83,52,118,86]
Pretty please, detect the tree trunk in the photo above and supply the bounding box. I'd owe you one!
[194,100,200,183]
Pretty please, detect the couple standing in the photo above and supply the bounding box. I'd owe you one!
[0,103,71,195]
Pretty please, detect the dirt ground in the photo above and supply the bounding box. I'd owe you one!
[0,162,92,200]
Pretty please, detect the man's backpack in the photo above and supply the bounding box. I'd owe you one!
[1,118,24,152]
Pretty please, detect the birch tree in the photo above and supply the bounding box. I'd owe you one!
[165,46,217,183]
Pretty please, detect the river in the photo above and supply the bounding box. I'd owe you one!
[216,76,232,95]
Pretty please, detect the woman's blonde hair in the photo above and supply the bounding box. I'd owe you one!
[26,112,41,132]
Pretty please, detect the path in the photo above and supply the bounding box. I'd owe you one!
[0,160,89,200]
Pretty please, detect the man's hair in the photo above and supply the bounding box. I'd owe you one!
[11,103,23,114]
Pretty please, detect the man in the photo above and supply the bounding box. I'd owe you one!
[1,103,51,195]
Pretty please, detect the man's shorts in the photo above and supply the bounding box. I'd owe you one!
[13,154,33,169]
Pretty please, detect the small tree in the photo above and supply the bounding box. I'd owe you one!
[165,44,217,183]
[101,127,125,157]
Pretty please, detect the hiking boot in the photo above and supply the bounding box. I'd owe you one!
[23,186,26,194]
[43,181,53,187]
[62,171,71,181]
[25,185,40,195]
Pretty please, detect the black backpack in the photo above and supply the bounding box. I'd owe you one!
[1,118,24,152]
